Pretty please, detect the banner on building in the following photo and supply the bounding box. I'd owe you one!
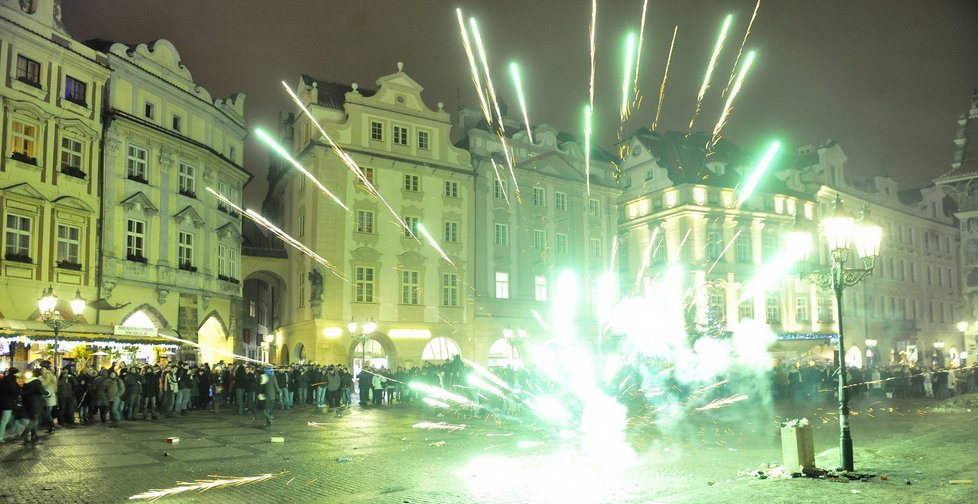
[113,325,159,337]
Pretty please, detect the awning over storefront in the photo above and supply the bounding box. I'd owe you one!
[769,333,837,360]
[0,319,180,349]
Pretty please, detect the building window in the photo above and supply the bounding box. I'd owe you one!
[356,210,375,234]
[588,199,600,217]
[360,167,375,186]
[370,121,383,141]
[127,145,148,182]
[708,293,725,317]
[4,214,32,261]
[739,299,754,321]
[144,101,156,120]
[645,169,654,181]
[16,55,41,86]
[217,245,239,281]
[444,180,459,198]
[495,272,510,299]
[532,187,546,207]
[403,216,420,237]
[590,238,601,258]
[216,180,241,216]
[400,270,420,305]
[707,231,724,261]
[64,76,86,105]
[533,229,546,250]
[418,130,430,150]
[494,179,508,199]
[298,214,305,237]
[10,119,38,162]
[178,162,196,197]
[494,223,509,245]
[556,233,568,254]
[403,174,420,192]
[442,273,459,307]
[735,233,751,263]
[297,271,305,307]
[55,223,81,267]
[172,115,182,132]
[762,234,777,261]
[178,231,194,270]
[555,191,567,211]
[535,276,547,302]
[60,136,84,177]
[444,221,459,243]
[795,297,810,322]
[355,266,375,302]
[393,125,408,145]
[766,296,781,324]
[125,218,146,261]
[818,297,833,323]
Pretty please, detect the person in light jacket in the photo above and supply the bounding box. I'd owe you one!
[104,369,126,427]
[38,361,58,433]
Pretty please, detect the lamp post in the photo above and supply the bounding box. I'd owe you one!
[865,339,877,369]
[38,286,86,375]
[784,196,882,472]
[347,318,377,370]
[263,333,275,363]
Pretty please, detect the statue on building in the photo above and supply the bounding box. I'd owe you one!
[308,268,324,318]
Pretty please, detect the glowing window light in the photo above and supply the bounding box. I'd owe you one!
[774,196,785,214]
[693,187,706,205]
[665,190,677,208]
[786,198,797,215]
[323,327,343,338]
[638,199,649,215]
[722,191,733,208]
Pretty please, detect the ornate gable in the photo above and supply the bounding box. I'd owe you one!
[2,182,46,201]
[51,196,94,213]
[120,192,158,216]
[215,222,242,242]
[173,206,205,228]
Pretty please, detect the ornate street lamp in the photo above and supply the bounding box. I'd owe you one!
[38,286,86,374]
[784,196,882,472]
[348,318,377,366]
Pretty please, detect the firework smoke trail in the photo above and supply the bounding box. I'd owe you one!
[129,473,283,500]
[416,223,456,267]
[510,63,534,144]
[689,14,733,132]
[609,235,619,273]
[721,0,761,99]
[489,158,510,205]
[652,25,678,131]
[736,140,781,207]
[281,82,416,241]
[584,104,592,196]
[588,0,597,110]
[632,0,650,106]
[707,50,756,150]
[254,128,349,212]
[457,8,492,125]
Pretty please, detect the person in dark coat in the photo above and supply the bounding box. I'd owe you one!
[20,368,49,445]
[123,367,144,420]
[358,367,372,406]
[257,368,281,429]
[92,369,110,423]
[235,364,249,414]
[197,366,211,410]
[142,365,160,419]
[0,367,21,441]
[57,368,77,426]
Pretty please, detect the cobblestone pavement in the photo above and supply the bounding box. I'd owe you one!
[1,396,976,503]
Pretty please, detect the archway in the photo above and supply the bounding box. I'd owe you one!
[351,338,389,381]
[120,304,168,329]
[845,345,862,369]
[279,344,290,365]
[294,342,306,364]
[198,315,229,365]
[488,338,521,369]
[422,336,462,363]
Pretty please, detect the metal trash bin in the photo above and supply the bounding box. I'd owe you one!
[781,422,815,472]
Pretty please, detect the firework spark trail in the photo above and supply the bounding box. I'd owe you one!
[457,8,492,125]
[423,397,451,409]
[588,0,597,109]
[736,140,781,207]
[721,0,761,99]
[254,128,349,212]
[469,18,505,132]
[129,473,284,500]
[620,32,637,124]
[705,228,744,276]
[282,82,417,242]
[708,50,756,150]
[156,331,268,366]
[497,134,521,199]
[510,63,534,144]
[652,25,678,131]
[609,235,619,273]
[695,394,749,411]
[690,379,729,396]
[632,0,650,106]
[411,382,475,405]
[416,223,456,267]
[465,359,518,394]
[489,158,510,205]
[634,226,660,290]
[414,421,467,431]
[584,104,592,196]
[689,14,733,132]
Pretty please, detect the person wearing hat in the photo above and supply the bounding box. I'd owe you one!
[0,367,21,441]
[257,367,281,429]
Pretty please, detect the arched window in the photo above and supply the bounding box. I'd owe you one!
[845,345,862,369]
[488,338,521,369]
[122,310,156,328]
[421,337,461,362]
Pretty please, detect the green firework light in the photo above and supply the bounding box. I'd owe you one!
[621,31,637,118]
[736,140,782,207]
[509,62,534,144]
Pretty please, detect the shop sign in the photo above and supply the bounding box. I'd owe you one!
[114,325,158,337]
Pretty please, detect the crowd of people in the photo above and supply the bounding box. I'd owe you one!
[772,363,978,401]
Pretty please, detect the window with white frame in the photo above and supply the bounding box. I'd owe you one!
[494,223,509,245]
[735,232,751,263]
[444,180,459,198]
[739,298,754,321]
[444,221,459,243]
[588,198,600,217]
[125,218,146,260]
[817,297,833,323]
[418,130,430,150]
[403,174,420,192]
[762,233,777,261]
[370,121,383,141]
[494,179,508,199]
[795,297,810,322]
[404,216,420,237]
[144,101,156,120]
[706,230,724,261]
[16,55,40,86]
[535,276,547,302]
[178,231,194,269]
[533,229,546,250]
[10,119,38,161]
[178,162,196,196]
[708,293,725,317]
[127,145,148,182]
[171,115,182,132]
[4,214,32,260]
[532,187,545,206]
[60,136,83,174]
[442,273,459,307]
[360,167,375,186]
[298,213,305,237]
[393,125,408,146]
[217,244,239,281]
[56,223,80,266]
[355,266,375,302]
[401,270,420,305]
[766,295,781,323]
[556,233,568,254]
[590,238,601,258]
[297,271,305,307]
[495,272,510,299]
[356,210,375,233]
[555,191,567,211]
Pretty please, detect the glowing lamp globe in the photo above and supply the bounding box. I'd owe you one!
[70,289,86,317]
[347,320,358,333]
[38,287,57,315]
[854,206,882,262]
[821,196,854,260]
[957,321,969,333]
[364,319,377,333]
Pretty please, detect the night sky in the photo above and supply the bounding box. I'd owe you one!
[63,1,978,206]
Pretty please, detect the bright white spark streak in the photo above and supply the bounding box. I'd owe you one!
[423,397,451,409]
[457,8,492,125]
[497,134,520,198]
[621,32,636,121]
[413,421,466,431]
[634,0,649,94]
[634,226,660,289]
[705,228,743,276]
[690,14,733,131]
[489,158,510,205]
[254,128,348,212]
[584,104,592,196]
[416,223,455,267]
[652,25,678,131]
[695,394,749,411]
[510,62,534,144]
[469,18,505,132]
[722,0,761,99]
[464,359,517,394]
[129,473,281,500]
[708,50,756,150]
[410,382,473,405]
[155,331,269,365]
[589,0,597,109]
[609,235,619,274]
[736,140,781,207]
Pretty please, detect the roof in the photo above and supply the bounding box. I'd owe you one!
[936,112,978,182]
[299,74,375,109]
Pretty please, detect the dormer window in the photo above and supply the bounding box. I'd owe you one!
[64,77,87,106]
[15,55,40,87]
